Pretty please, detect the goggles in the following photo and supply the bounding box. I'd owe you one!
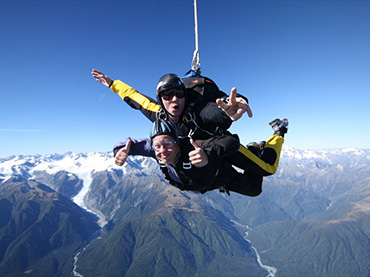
[160,89,185,101]
[152,138,177,150]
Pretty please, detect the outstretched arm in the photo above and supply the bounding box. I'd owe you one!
[91,69,160,122]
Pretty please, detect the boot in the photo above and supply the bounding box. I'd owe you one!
[269,118,289,137]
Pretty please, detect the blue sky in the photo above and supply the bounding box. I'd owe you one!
[1,0,370,157]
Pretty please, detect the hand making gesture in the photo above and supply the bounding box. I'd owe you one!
[115,140,132,166]
[188,139,209,168]
[216,87,253,121]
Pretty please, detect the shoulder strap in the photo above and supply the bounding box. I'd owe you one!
[159,163,185,190]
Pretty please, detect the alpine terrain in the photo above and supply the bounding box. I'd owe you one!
[0,147,370,277]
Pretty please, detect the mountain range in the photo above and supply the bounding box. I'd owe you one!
[1,147,370,276]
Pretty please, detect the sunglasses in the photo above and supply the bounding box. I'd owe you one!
[160,89,185,101]
[152,139,177,150]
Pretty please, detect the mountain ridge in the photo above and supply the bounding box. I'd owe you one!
[1,147,370,276]
[0,177,100,276]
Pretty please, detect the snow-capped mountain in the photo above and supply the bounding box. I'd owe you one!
[0,151,161,178]
[273,146,370,198]
[2,146,369,215]
[2,147,370,197]
[3,147,369,180]
[0,151,161,209]
[282,146,370,164]
[1,147,370,277]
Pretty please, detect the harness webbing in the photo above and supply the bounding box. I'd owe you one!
[191,0,201,74]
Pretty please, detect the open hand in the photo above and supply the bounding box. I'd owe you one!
[91,69,113,88]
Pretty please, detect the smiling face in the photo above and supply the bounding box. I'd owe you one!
[152,134,180,165]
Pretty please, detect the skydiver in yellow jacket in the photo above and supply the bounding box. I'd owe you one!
[91,69,288,178]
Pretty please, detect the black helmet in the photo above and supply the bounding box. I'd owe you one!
[149,119,179,143]
[156,73,186,106]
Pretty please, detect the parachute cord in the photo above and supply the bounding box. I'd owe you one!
[191,0,201,74]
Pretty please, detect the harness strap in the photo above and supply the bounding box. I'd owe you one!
[159,162,185,190]
[183,104,224,139]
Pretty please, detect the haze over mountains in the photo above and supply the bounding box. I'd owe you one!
[1,147,370,276]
